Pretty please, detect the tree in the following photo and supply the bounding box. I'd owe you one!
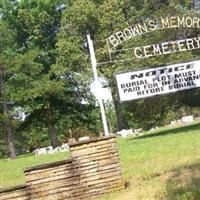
[0,20,17,159]
[58,0,200,131]
[4,0,67,148]
[1,0,200,157]
[56,0,104,133]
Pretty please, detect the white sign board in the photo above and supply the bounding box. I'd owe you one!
[116,60,200,102]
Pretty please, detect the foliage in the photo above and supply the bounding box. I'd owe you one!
[1,0,200,157]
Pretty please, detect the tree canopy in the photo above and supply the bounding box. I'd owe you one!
[0,0,200,158]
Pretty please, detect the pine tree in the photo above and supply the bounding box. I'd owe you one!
[0,19,17,159]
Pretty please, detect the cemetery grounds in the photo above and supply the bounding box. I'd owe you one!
[0,122,200,200]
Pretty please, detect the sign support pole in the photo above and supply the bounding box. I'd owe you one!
[87,34,109,136]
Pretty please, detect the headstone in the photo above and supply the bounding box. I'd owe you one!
[46,146,53,152]
[170,120,177,126]
[61,143,69,151]
[134,128,143,134]
[34,148,47,155]
[116,129,134,137]
[79,136,90,142]
[181,115,194,124]
[54,146,62,153]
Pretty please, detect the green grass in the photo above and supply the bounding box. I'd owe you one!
[98,122,200,200]
[0,152,68,188]
[1,123,200,200]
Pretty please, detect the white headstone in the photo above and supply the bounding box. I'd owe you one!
[181,115,194,124]
[79,136,90,142]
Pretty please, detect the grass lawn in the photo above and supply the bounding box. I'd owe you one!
[98,122,200,200]
[0,123,200,200]
[0,152,68,188]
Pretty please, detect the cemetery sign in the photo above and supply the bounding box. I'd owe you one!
[108,16,200,48]
[105,16,200,61]
[116,60,200,102]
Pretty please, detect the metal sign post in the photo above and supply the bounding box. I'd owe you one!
[87,34,109,136]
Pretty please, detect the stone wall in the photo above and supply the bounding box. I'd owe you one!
[0,136,124,200]
[24,159,79,200]
[0,185,30,200]
[70,136,124,198]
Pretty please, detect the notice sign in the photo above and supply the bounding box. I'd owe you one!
[116,60,200,102]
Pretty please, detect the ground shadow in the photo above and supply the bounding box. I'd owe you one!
[133,123,200,140]
[164,163,200,200]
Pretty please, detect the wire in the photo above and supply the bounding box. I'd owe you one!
[97,57,139,66]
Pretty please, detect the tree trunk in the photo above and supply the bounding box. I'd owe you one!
[111,88,129,131]
[0,67,16,159]
[113,99,129,131]
[46,102,59,148]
